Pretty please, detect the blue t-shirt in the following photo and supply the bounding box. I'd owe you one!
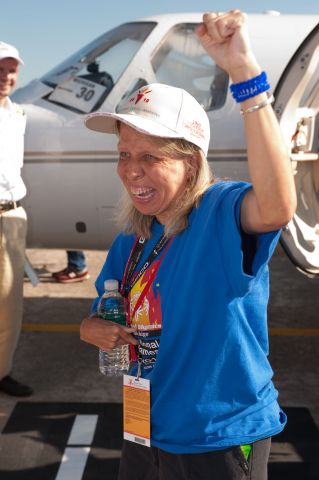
[92,181,286,453]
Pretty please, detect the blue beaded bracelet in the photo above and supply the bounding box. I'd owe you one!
[230,71,270,103]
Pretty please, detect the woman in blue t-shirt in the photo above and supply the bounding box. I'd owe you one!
[80,10,296,480]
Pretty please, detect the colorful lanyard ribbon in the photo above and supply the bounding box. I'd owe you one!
[120,233,171,300]
[120,233,172,365]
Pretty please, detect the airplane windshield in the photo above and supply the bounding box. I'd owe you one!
[151,24,228,111]
[40,22,156,114]
[114,23,229,115]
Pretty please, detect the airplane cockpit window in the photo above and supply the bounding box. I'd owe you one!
[40,22,156,114]
[151,24,229,111]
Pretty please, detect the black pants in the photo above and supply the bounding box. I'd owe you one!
[118,437,271,480]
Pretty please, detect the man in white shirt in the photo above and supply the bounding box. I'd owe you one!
[0,41,32,396]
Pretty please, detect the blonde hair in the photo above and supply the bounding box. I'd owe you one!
[117,133,215,238]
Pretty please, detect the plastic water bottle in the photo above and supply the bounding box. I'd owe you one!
[97,279,130,376]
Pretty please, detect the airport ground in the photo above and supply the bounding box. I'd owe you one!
[0,245,318,479]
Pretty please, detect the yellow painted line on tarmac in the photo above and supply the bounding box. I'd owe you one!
[22,323,80,332]
[22,324,319,336]
[269,327,319,337]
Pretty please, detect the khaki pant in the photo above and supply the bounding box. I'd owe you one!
[0,206,27,379]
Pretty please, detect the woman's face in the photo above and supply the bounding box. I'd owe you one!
[117,123,193,224]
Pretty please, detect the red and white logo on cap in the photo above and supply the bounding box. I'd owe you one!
[129,87,152,105]
[183,120,205,141]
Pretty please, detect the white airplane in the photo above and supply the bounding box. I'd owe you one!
[12,11,319,277]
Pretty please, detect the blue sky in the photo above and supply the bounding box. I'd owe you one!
[1,0,318,87]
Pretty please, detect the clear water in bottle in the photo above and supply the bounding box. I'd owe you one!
[97,279,130,376]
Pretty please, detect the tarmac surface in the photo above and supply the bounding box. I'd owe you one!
[0,245,319,479]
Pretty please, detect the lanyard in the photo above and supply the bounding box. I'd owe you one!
[120,232,172,368]
[120,233,171,298]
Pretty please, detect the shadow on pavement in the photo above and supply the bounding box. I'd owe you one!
[0,404,318,479]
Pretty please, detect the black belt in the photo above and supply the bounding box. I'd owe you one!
[0,200,22,214]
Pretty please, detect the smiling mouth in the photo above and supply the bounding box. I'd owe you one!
[130,187,155,200]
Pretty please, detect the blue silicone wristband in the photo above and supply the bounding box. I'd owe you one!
[230,71,270,103]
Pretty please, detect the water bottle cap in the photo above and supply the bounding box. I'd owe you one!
[104,279,119,291]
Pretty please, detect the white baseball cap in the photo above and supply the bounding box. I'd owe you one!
[85,83,210,156]
[0,41,24,65]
